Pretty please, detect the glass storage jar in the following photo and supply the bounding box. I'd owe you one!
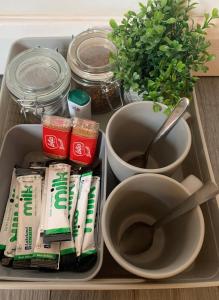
[6,48,71,119]
[67,28,123,114]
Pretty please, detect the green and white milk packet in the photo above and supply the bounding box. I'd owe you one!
[60,174,80,270]
[13,173,42,268]
[43,163,71,243]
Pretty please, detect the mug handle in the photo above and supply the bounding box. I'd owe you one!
[183,112,192,122]
[181,174,203,195]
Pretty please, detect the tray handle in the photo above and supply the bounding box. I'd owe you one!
[181,174,203,195]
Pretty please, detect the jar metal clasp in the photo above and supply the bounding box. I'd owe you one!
[101,80,123,112]
[17,97,44,119]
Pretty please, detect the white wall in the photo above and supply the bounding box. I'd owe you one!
[0,0,218,73]
[0,0,139,17]
[0,0,217,17]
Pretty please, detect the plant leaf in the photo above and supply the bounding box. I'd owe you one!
[159,45,169,51]
[166,17,176,24]
[139,2,146,10]
[153,103,162,112]
[109,19,118,29]
[109,0,211,112]
[161,0,167,7]
[212,8,219,18]
[204,13,210,20]
[207,54,216,61]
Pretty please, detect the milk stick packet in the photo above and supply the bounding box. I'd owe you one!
[29,161,47,170]
[2,180,19,266]
[40,168,49,235]
[81,176,100,258]
[31,167,60,270]
[43,163,71,243]
[0,170,17,255]
[60,174,80,269]
[4,169,43,265]
[31,226,60,270]
[15,168,45,178]
[13,174,42,268]
[73,171,92,257]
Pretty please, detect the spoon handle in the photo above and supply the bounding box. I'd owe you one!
[154,181,219,230]
[153,97,190,144]
[143,97,190,167]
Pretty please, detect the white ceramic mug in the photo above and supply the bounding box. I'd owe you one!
[106,101,191,181]
[102,173,204,279]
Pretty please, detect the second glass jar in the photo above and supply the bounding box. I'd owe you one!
[67,28,123,114]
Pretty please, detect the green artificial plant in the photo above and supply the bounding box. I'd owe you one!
[109,0,219,112]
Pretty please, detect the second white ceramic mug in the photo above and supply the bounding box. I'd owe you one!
[106,101,191,181]
[102,173,204,279]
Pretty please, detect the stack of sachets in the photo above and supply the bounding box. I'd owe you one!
[0,162,100,271]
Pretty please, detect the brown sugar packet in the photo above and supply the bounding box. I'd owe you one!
[42,115,72,160]
[69,118,99,166]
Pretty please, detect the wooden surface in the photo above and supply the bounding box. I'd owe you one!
[0,76,219,297]
[195,77,219,183]
[50,288,219,299]
[192,18,219,76]
[0,287,219,300]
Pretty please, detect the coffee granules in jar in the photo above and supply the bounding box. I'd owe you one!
[67,28,123,114]
[71,74,122,114]
[42,115,72,159]
[69,118,99,166]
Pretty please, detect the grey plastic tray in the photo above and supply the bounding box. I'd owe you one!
[0,36,218,289]
[0,124,106,281]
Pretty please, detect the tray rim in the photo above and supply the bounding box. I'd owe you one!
[0,36,218,289]
[192,90,219,207]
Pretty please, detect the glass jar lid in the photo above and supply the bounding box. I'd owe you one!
[6,48,71,104]
[67,28,117,82]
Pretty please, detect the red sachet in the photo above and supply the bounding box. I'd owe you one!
[70,118,99,165]
[42,115,72,159]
